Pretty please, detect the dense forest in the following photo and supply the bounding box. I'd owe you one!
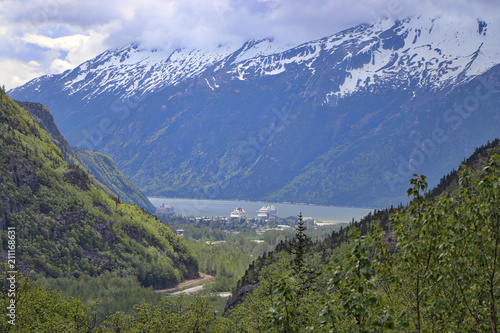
[1,82,500,331]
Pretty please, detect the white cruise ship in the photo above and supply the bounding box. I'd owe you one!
[230,207,247,219]
[257,205,277,219]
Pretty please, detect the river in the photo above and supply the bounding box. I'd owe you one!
[148,197,372,223]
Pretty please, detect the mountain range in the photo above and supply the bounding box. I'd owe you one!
[9,15,500,207]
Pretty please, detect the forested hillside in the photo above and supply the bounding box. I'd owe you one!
[15,101,155,213]
[229,139,500,303]
[2,79,499,330]
[0,89,197,289]
[73,147,156,213]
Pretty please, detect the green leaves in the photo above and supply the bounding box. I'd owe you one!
[321,232,393,332]
[0,265,101,332]
[407,174,428,199]
[267,275,300,333]
[265,214,323,332]
[391,156,500,332]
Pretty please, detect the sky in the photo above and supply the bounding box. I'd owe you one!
[1,0,499,90]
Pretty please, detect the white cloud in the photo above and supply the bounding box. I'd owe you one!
[22,28,111,66]
[0,59,45,89]
[1,0,499,90]
[22,33,90,51]
[1,27,112,89]
[50,58,72,73]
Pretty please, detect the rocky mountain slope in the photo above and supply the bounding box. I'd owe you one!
[9,16,500,207]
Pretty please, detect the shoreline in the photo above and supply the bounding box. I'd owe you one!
[148,197,373,223]
[147,195,376,210]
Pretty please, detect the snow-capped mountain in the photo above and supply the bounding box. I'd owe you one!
[9,16,500,207]
[15,38,283,102]
[13,16,498,103]
[220,16,497,104]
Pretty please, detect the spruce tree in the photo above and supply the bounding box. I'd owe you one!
[288,213,318,294]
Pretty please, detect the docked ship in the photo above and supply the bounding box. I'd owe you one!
[258,205,278,219]
[230,207,247,219]
[156,203,174,215]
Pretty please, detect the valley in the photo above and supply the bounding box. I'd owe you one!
[1,6,500,331]
[10,16,500,208]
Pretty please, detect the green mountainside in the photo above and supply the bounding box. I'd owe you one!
[15,101,155,213]
[15,101,79,164]
[0,90,197,288]
[73,147,156,213]
[427,138,500,199]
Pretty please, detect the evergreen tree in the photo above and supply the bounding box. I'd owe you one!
[288,213,318,294]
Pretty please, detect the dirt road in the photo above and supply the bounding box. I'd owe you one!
[154,274,215,294]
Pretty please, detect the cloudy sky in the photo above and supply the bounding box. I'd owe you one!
[1,0,499,90]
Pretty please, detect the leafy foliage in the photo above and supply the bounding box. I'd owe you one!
[265,214,323,332]
[36,272,165,320]
[0,264,101,332]
[320,232,394,332]
[390,158,500,331]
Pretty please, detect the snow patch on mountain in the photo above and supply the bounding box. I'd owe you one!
[60,45,236,100]
[226,16,499,103]
[51,38,289,101]
[9,16,500,106]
